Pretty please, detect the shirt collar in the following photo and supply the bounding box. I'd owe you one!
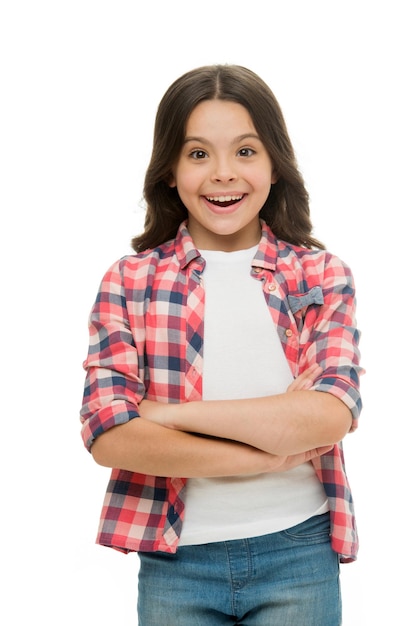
[174,221,203,270]
[252,220,281,270]
[173,219,283,271]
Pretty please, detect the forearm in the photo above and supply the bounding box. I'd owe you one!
[91,417,283,478]
[158,390,352,456]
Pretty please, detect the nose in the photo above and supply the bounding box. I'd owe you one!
[211,157,237,183]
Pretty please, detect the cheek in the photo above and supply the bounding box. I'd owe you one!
[175,169,201,194]
[253,169,276,192]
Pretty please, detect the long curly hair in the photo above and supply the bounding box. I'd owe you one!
[132,64,324,252]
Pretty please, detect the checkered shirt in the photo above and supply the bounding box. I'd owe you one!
[80,220,363,562]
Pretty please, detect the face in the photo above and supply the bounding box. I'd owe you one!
[170,99,277,251]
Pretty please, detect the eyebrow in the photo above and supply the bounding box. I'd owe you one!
[183,133,261,145]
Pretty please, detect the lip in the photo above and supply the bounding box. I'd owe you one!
[202,193,246,215]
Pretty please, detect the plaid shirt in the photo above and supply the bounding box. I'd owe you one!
[81,220,363,562]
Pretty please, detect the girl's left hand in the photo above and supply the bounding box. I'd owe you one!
[139,399,173,427]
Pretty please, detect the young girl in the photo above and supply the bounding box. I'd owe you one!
[80,64,363,625]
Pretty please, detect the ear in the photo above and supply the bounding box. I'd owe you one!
[167,173,176,188]
[271,169,279,184]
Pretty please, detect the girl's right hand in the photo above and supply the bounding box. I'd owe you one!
[286,364,323,392]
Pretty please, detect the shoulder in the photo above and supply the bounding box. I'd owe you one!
[277,240,352,282]
[260,222,351,280]
[104,239,177,281]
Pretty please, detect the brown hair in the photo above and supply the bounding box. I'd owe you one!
[132,64,324,252]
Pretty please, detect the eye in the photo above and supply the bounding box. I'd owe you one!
[189,149,208,160]
[237,147,255,157]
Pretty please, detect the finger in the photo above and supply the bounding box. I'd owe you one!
[303,363,323,377]
[305,444,334,460]
[287,364,323,392]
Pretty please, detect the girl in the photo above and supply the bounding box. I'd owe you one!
[80,64,363,625]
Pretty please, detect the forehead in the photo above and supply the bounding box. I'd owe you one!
[185,100,256,136]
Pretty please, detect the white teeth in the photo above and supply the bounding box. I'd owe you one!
[206,195,243,202]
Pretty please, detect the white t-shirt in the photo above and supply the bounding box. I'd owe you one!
[179,246,328,546]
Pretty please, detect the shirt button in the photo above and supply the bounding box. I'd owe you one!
[267,284,276,291]
[285,329,293,337]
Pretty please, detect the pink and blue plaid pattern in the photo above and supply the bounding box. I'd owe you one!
[80,220,363,562]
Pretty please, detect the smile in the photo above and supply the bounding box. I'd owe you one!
[205,194,244,207]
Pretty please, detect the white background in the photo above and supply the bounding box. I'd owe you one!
[1,1,415,624]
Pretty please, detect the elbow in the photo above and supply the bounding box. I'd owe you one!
[331,398,353,443]
[90,431,114,468]
[312,392,352,445]
[89,419,140,469]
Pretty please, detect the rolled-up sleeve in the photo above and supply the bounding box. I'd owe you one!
[80,260,145,451]
[301,253,364,431]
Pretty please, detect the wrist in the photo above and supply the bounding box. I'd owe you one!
[139,399,173,429]
[168,402,185,430]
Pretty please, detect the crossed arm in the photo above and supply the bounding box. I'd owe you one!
[91,364,352,478]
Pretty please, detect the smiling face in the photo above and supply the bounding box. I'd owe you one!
[170,99,277,251]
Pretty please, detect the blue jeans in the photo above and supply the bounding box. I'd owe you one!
[137,513,341,625]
